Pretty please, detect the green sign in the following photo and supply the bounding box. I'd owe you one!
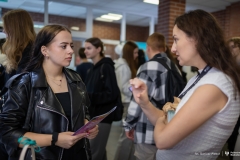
[0,0,8,2]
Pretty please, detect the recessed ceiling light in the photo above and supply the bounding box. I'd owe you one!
[34,24,44,28]
[71,26,79,31]
[108,13,122,18]
[143,0,159,5]
[95,17,113,22]
[101,15,122,20]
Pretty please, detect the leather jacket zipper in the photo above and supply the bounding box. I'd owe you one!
[36,106,68,160]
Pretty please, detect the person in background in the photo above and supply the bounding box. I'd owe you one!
[227,37,240,160]
[76,47,93,83]
[228,37,240,65]
[175,57,187,83]
[122,41,139,79]
[0,9,36,159]
[0,32,7,89]
[84,37,121,160]
[0,9,36,91]
[124,33,180,160]
[0,33,6,64]
[129,9,240,160]
[0,24,98,160]
[114,41,139,160]
[137,49,146,68]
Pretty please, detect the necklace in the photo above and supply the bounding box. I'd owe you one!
[46,74,64,86]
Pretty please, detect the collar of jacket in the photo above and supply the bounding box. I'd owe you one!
[31,67,81,88]
[31,67,86,131]
[151,52,168,60]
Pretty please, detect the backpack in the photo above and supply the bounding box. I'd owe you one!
[100,64,124,121]
[150,57,186,109]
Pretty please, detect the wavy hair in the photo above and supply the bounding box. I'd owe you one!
[122,41,138,78]
[2,9,36,73]
[175,9,240,96]
[25,25,71,71]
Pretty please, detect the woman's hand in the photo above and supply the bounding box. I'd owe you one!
[56,132,88,149]
[85,125,99,140]
[129,78,150,108]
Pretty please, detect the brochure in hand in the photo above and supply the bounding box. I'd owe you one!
[73,106,117,136]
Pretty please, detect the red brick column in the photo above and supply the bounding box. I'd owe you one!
[156,0,186,48]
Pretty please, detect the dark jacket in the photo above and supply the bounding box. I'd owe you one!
[85,57,119,123]
[76,62,93,83]
[0,45,32,93]
[0,67,90,160]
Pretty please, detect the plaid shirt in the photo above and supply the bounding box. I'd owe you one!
[124,53,172,145]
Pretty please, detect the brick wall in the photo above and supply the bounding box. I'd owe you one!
[212,2,240,40]
[2,8,86,31]
[157,1,240,47]
[3,1,240,63]
[211,10,226,31]
[157,0,186,47]
[126,25,149,42]
[212,1,240,40]
[93,21,120,40]
[2,8,148,42]
[1,8,150,63]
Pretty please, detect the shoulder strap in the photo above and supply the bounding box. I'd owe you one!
[100,64,105,79]
[150,56,180,72]
[23,72,35,131]
[150,57,171,71]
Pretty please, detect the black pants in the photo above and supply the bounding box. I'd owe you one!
[0,143,8,160]
[228,116,240,160]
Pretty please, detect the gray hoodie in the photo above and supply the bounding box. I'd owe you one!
[114,58,132,103]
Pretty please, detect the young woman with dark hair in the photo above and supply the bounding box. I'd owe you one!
[129,9,240,160]
[0,25,98,160]
[84,37,121,160]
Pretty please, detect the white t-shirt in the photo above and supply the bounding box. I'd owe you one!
[157,67,240,160]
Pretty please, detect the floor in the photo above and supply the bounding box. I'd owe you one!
[106,121,122,160]
[105,122,230,160]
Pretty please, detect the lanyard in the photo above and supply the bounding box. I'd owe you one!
[178,65,212,99]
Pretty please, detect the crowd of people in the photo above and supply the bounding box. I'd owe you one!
[0,8,239,160]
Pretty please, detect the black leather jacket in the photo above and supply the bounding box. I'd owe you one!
[0,67,90,160]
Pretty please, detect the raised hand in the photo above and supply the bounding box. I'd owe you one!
[129,78,150,108]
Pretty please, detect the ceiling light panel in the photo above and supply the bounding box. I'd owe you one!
[101,15,121,20]
[143,0,159,5]
[95,17,113,22]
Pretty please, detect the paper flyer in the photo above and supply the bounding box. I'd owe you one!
[73,106,117,136]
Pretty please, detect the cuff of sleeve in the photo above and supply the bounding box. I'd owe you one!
[123,124,132,132]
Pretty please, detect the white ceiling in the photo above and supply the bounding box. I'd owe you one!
[0,0,239,26]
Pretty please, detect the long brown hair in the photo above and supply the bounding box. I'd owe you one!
[122,41,138,78]
[2,9,36,73]
[175,9,240,96]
